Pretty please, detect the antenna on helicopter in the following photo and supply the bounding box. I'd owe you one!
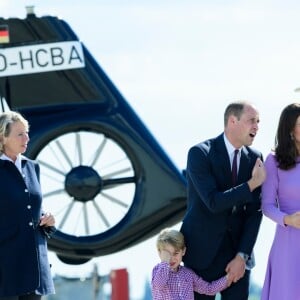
[0,97,10,112]
[25,5,35,17]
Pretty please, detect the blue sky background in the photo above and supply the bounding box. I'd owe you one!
[3,1,300,298]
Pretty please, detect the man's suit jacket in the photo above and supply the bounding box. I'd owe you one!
[180,133,263,271]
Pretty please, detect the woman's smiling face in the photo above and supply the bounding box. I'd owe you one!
[3,121,29,160]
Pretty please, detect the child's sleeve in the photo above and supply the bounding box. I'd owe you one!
[193,272,228,296]
[151,262,171,290]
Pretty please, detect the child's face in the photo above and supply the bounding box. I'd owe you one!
[159,243,186,271]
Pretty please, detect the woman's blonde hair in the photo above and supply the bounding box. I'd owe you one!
[156,228,185,251]
[0,111,29,153]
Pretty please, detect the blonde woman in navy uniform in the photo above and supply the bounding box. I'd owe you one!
[0,111,55,300]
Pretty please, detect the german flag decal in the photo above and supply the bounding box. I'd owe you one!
[0,25,9,43]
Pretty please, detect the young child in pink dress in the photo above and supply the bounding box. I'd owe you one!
[151,228,232,300]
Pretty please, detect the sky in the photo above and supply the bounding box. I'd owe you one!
[2,0,300,298]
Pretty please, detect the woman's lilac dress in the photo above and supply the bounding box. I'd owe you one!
[261,153,300,300]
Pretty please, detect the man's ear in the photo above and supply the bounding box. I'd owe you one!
[182,247,186,256]
[229,114,237,126]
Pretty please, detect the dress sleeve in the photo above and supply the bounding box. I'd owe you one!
[261,153,287,226]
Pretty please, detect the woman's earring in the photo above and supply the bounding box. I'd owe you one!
[290,133,294,140]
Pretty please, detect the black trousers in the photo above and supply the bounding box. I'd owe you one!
[0,294,42,300]
[187,232,250,300]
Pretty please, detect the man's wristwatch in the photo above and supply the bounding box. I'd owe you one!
[237,252,249,262]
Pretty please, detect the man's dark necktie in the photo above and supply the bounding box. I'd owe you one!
[232,149,239,185]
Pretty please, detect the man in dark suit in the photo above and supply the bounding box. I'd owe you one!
[180,101,266,300]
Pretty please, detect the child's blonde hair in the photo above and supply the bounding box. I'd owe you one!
[156,228,185,251]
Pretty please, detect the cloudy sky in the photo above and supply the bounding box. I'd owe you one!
[2,0,300,298]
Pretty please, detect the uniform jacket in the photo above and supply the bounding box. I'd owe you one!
[0,157,55,297]
[180,134,263,271]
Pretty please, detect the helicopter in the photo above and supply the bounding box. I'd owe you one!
[0,7,187,264]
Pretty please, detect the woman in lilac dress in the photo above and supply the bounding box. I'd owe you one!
[261,103,300,300]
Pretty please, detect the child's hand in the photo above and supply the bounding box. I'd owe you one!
[226,273,234,287]
[159,249,171,263]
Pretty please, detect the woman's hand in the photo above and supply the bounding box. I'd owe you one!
[284,211,300,228]
[40,212,55,227]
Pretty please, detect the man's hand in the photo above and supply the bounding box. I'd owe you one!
[248,158,266,191]
[225,255,246,283]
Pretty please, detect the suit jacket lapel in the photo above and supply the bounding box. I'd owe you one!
[238,147,251,183]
